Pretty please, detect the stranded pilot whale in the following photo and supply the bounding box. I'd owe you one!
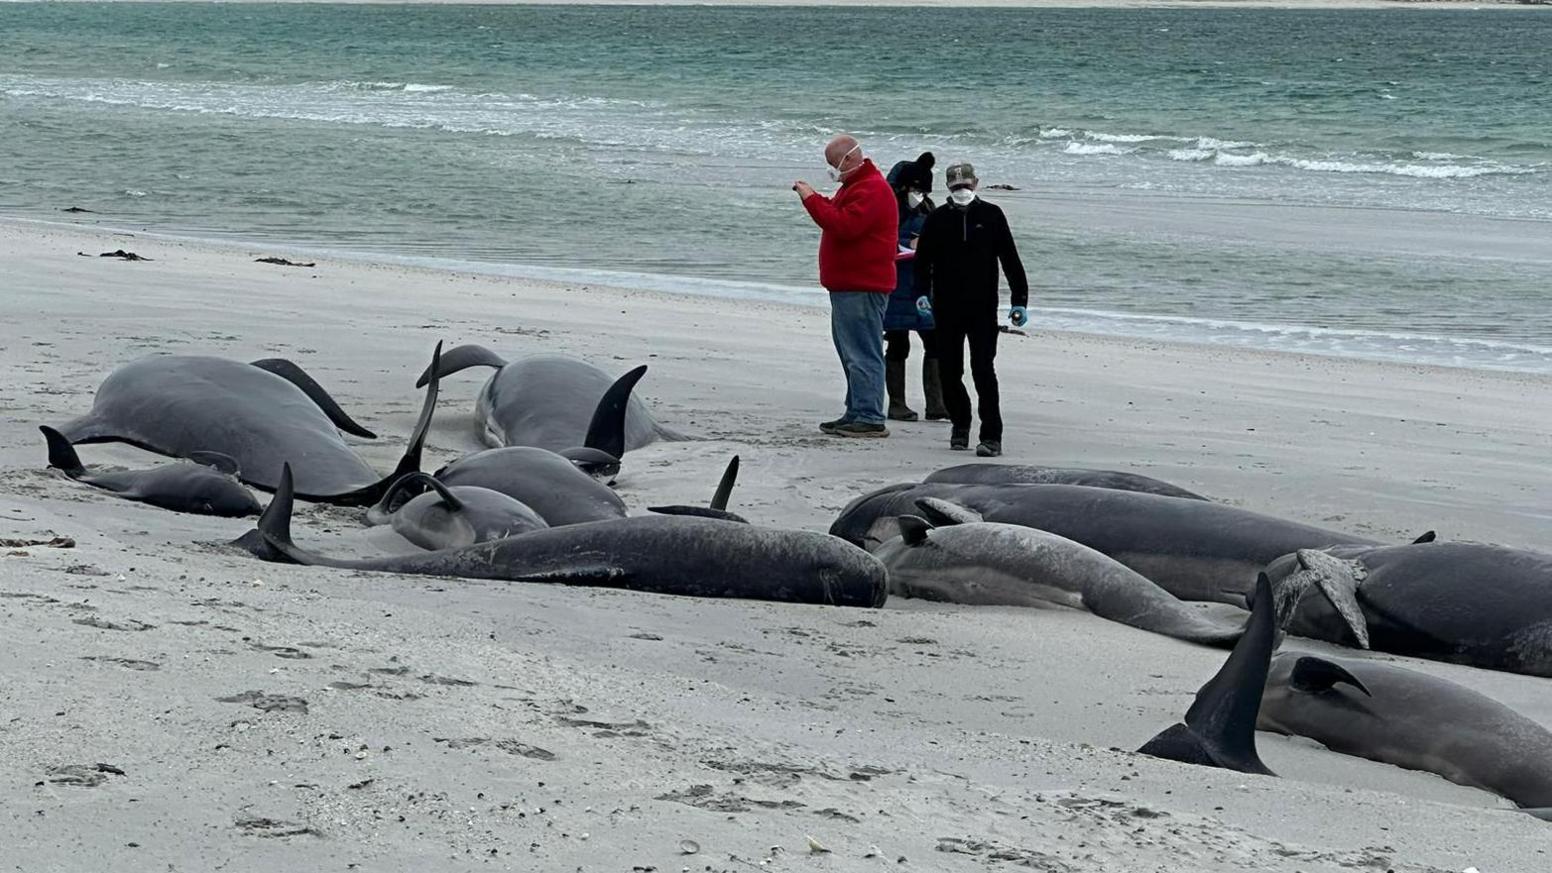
[241,463,885,608]
[1259,652,1552,819]
[41,425,260,517]
[416,345,684,454]
[1265,540,1552,678]
[872,503,1241,647]
[924,463,1205,500]
[53,349,439,505]
[831,482,1374,604]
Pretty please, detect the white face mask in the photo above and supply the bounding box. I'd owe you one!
[827,144,861,182]
[907,191,925,209]
[949,188,976,206]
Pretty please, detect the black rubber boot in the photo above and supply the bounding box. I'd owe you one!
[886,359,918,422]
[922,359,949,421]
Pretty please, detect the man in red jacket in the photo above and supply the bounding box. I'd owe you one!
[794,135,899,438]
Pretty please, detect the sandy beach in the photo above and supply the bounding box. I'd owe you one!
[2,217,1550,871]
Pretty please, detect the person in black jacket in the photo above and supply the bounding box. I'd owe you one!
[913,161,1029,457]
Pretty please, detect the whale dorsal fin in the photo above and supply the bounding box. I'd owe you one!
[1289,656,1371,697]
[914,497,982,527]
[1294,549,1371,649]
[414,343,508,388]
[39,426,86,477]
[581,365,648,460]
[1411,530,1437,544]
[188,451,241,476]
[249,358,377,438]
[710,455,739,511]
[897,515,934,547]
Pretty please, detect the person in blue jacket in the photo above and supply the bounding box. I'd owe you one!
[883,153,948,422]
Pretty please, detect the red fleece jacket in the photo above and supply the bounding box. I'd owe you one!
[801,159,899,293]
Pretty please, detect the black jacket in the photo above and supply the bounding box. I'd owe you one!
[913,197,1029,317]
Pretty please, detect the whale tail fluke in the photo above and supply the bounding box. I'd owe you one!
[1137,573,1278,776]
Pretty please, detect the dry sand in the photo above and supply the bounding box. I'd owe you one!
[2,218,1550,871]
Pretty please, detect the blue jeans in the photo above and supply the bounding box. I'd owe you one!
[829,291,887,425]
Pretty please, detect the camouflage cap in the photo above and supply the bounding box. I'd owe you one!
[945,161,977,190]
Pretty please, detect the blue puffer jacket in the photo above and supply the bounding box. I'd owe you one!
[883,162,935,333]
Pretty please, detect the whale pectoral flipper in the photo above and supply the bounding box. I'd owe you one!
[647,454,747,522]
[1411,530,1437,544]
[187,451,241,476]
[39,426,87,477]
[647,506,750,523]
[914,498,983,527]
[414,343,508,388]
[581,365,648,459]
[248,358,377,439]
[1294,549,1371,649]
[897,515,934,547]
[1289,656,1371,697]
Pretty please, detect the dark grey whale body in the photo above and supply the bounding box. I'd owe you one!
[366,472,548,550]
[830,483,1373,604]
[434,447,627,526]
[1260,652,1552,816]
[244,464,886,608]
[873,512,1240,647]
[417,346,683,453]
[1266,541,1552,677]
[924,464,1206,500]
[54,352,433,505]
[41,425,260,517]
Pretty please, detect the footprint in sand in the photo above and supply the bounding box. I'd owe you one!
[234,816,318,838]
[72,615,156,632]
[45,763,126,788]
[216,690,308,714]
[80,656,160,671]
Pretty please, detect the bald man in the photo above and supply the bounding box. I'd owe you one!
[794,135,899,438]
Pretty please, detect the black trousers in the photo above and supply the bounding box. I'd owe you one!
[884,329,938,362]
[935,314,1001,442]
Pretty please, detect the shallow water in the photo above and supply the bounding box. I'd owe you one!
[2,3,1549,371]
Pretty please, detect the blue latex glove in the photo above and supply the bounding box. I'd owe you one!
[916,296,933,314]
[1009,305,1028,327]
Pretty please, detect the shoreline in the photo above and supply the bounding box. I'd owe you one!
[11,215,1552,378]
[3,217,1551,870]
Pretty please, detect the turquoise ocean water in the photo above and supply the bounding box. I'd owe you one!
[2,3,1550,371]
